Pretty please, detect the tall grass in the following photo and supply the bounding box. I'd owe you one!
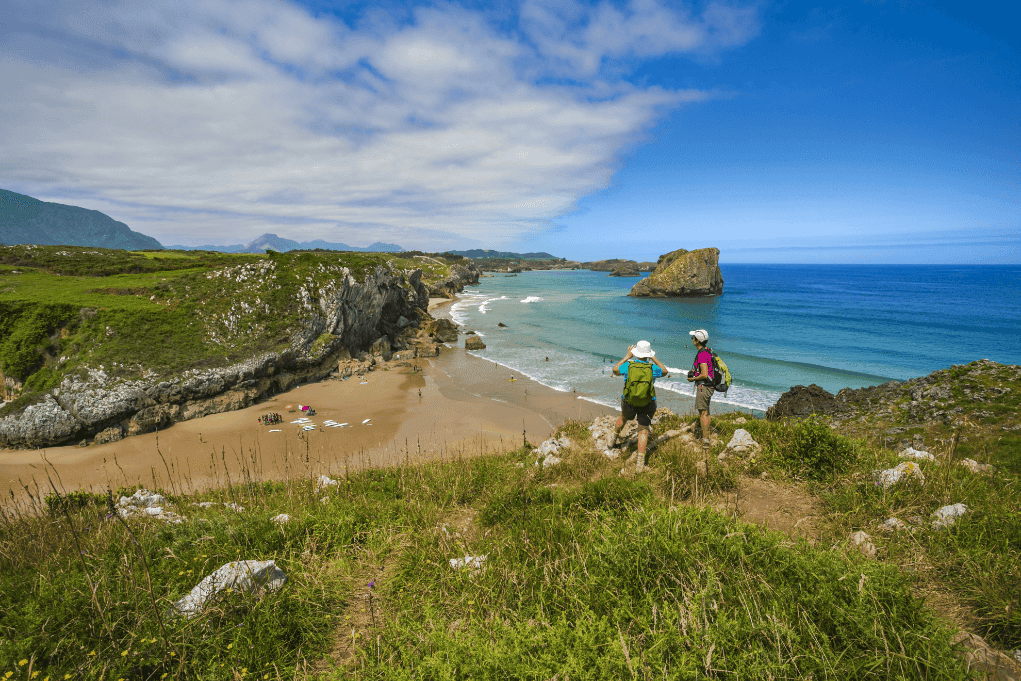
[0,420,973,679]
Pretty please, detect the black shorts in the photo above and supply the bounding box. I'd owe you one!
[620,396,657,429]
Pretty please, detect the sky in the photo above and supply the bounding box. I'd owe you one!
[0,0,1018,263]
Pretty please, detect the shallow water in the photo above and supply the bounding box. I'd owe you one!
[445,265,1021,416]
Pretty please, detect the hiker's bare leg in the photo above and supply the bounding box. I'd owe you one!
[635,427,649,472]
[700,409,711,444]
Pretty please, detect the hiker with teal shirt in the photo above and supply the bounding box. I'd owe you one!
[610,340,669,473]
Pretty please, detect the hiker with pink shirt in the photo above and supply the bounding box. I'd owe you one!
[686,329,714,449]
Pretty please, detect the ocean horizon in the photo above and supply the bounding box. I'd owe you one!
[439,264,1021,416]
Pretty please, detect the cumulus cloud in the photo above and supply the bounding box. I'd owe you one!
[0,0,758,248]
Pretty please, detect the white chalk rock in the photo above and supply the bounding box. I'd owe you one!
[726,429,760,454]
[880,517,909,532]
[873,461,925,489]
[316,474,339,491]
[172,560,287,618]
[899,447,935,461]
[193,501,217,508]
[932,503,968,529]
[449,554,487,574]
[541,454,562,468]
[271,514,291,525]
[224,502,244,512]
[850,530,877,559]
[117,489,183,523]
[959,458,993,474]
[119,489,166,509]
[535,436,572,457]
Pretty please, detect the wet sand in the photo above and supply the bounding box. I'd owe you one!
[0,348,614,504]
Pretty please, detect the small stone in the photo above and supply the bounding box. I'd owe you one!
[271,514,291,525]
[726,429,760,454]
[850,531,877,559]
[880,517,908,532]
[932,503,968,529]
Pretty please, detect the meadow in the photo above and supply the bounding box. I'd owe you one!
[4,407,1008,680]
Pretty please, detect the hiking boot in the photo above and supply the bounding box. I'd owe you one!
[635,453,647,473]
[701,438,712,451]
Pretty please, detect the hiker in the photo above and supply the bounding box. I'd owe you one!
[686,329,714,448]
[610,340,669,473]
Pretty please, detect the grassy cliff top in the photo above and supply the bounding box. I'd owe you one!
[0,246,458,413]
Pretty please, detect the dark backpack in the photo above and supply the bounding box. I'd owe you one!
[624,361,655,407]
[702,346,732,393]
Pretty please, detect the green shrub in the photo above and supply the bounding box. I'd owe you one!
[747,417,857,481]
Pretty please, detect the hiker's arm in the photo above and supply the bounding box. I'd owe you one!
[652,357,669,377]
[612,347,634,376]
[687,361,709,382]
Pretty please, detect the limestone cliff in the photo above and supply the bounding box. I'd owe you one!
[628,248,723,298]
[0,260,479,448]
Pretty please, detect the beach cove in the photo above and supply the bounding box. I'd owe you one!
[0,343,614,503]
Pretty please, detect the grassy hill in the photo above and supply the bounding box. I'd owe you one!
[0,245,459,414]
[5,400,1017,678]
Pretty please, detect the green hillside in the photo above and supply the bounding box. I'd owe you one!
[0,245,456,414]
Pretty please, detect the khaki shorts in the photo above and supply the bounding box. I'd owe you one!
[695,383,714,413]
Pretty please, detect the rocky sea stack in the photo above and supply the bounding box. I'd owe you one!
[628,247,723,297]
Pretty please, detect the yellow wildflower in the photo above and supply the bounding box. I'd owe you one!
[18,660,27,666]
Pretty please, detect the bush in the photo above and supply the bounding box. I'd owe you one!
[747,417,857,481]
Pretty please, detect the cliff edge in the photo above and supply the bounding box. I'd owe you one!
[628,248,723,297]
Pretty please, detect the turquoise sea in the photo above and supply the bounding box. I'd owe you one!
[444,265,1021,416]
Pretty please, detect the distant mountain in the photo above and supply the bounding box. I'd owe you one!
[444,249,560,260]
[0,188,163,250]
[170,233,403,254]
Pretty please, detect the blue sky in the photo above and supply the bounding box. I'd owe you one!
[1,0,1017,262]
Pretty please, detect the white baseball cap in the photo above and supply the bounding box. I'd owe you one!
[632,340,655,358]
[689,329,708,343]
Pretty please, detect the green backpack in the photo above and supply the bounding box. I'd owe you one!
[624,361,655,407]
[705,347,732,393]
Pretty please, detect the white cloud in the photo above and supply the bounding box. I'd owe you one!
[0,0,757,249]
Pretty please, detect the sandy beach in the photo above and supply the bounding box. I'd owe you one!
[0,344,614,504]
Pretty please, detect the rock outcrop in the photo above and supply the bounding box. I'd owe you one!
[628,248,723,297]
[608,264,640,277]
[0,262,477,448]
[465,336,486,350]
[427,262,482,298]
[765,384,848,421]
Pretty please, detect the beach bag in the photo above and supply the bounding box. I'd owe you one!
[706,347,732,393]
[624,361,655,407]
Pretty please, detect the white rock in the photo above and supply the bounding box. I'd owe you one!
[959,458,993,474]
[119,489,166,509]
[449,554,487,574]
[880,517,909,532]
[172,560,288,618]
[541,454,562,468]
[874,461,925,488]
[850,530,877,559]
[316,474,339,491]
[726,429,760,453]
[899,447,935,461]
[535,436,572,457]
[932,503,968,529]
[271,514,291,525]
[224,502,244,512]
[193,501,217,508]
[117,489,183,523]
[734,417,747,424]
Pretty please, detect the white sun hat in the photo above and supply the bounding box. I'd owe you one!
[689,329,708,343]
[632,340,655,358]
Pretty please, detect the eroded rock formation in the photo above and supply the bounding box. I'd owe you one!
[0,263,480,448]
[628,248,723,297]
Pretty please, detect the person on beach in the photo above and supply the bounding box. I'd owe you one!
[686,329,714,449]
[610,340,669,473]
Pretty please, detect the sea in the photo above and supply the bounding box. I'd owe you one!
[444,265,1021,416]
